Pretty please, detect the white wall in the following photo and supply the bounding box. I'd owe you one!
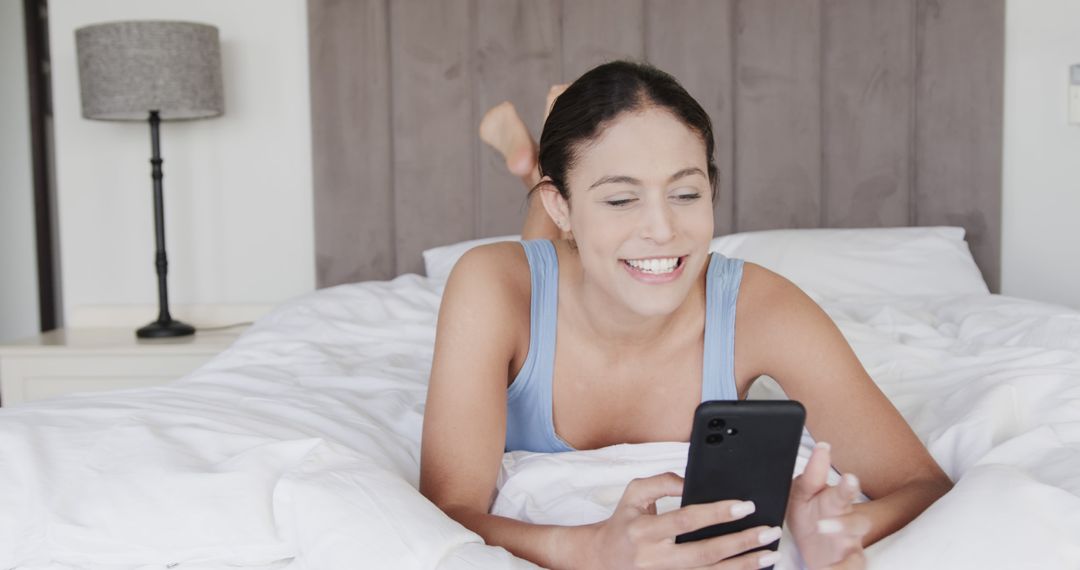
[0,0,41,343]
[1001,0,1080,310]
[49,0,314,327]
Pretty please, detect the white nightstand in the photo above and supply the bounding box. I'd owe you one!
[0,327,245,407]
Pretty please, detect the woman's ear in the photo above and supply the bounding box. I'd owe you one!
[537,177,571,232]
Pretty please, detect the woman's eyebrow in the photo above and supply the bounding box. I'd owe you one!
[668,167,707,183]
[588,175,640,190]
[588,167,707,191]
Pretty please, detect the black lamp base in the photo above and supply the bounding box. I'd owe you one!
[137,319,195,339]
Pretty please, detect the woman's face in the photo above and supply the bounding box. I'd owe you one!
[557,106,715,317]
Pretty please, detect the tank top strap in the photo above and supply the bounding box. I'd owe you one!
[702,253,744,401]
[520,239,559,376]
[505,239,573,453]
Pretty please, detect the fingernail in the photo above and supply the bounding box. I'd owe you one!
[757,551,781,568]
[817,518,843,534]
[730,500,756,518]
[758,526,782,545]
[844,473,860,489]
[815,441,831,452]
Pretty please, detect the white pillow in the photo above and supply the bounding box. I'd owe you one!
[709,226,989,298]
[423,235,520,282]
[422,227,989,298]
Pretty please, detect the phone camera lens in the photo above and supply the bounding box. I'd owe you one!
[707,418,725,430]
[706,434,723,445]
[725,427,738,436]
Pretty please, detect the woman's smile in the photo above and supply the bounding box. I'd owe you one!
[620,254,688,283]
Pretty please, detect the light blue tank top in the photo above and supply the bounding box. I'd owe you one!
[505,239,744,453]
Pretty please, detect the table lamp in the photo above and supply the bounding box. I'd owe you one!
[75,21,224,338]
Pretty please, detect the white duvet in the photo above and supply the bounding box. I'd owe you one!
[1,274,1079,569]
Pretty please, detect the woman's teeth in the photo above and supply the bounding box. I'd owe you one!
[624,257,680,274]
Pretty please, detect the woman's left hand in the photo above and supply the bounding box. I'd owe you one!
[786,442,871,570]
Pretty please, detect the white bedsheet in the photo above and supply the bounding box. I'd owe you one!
[1,275,1078,569]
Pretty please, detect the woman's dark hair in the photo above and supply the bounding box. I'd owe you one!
[534,60,718,202]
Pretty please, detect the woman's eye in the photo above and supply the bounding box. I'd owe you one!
[674,193,702,202]
[605,198,637,207]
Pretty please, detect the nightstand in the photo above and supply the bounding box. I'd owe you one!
[0,327,245,407]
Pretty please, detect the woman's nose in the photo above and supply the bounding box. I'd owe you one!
[640,201,676,243]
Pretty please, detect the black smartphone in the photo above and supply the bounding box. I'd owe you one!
[677,400,806,547]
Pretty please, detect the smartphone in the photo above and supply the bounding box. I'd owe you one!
[677,400,805,547]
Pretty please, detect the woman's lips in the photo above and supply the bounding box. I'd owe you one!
[620,255,687,284]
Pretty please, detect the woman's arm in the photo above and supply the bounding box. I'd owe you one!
[738,263,953,546]
[442,508,588,569]
[421,245,606,568]
[421,245,562,560]
[849,476,952,544]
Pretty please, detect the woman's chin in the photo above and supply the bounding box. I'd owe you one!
[617,288,690,318]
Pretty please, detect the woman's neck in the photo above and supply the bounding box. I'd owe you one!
[561,249,708,351]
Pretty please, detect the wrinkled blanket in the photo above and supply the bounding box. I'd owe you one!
[1,275,1078,569]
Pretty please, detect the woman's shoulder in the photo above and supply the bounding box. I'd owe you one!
[738,260,783,295]
[443,241,531,310]
[736,261,809,314]
[735,261,830,347]
[732,261,827,380]
[453,240,529,278]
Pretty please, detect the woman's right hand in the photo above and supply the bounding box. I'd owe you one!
[580,472,783,569]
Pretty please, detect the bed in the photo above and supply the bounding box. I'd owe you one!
[2,226,1078,569]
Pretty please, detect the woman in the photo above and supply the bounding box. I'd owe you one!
[420,61,951,570]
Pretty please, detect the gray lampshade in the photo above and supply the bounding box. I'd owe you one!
[75,21,224,121]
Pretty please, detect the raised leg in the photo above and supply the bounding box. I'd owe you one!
[479,101,540,187]
[478,84,569,241]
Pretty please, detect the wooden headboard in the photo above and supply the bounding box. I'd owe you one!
[307,0,1004,291]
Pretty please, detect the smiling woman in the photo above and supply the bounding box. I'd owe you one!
[420,61,951,570]
[536,105,715,319]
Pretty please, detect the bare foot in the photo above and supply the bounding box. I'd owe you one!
[480,93,567,242]
[479,101,537,180]
[544,84,569,123]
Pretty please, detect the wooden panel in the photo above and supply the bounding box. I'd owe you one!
[474,0,562,237]
[915,0,1004,291]
[561,0,645,81]
[821,0,914,228]
[734,0,823,231]
[308,0,392,286]
[307,0,1004,287]
[645,0,736,236]
[391,0,476,275]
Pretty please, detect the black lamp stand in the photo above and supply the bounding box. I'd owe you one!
[136,110,195,339]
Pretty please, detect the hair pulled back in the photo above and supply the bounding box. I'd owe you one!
[536,61,718,202]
